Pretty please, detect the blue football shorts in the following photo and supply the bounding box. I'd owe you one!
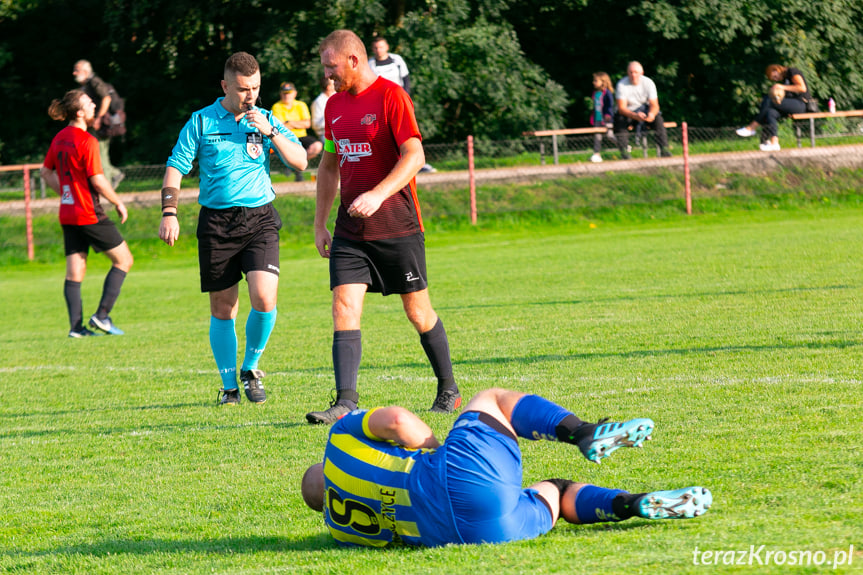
[444,411,555,544]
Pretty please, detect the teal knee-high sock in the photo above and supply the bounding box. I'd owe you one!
[242,307,277,371]
[210,316,238,389]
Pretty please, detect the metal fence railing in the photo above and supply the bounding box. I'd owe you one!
[3,118,863,202]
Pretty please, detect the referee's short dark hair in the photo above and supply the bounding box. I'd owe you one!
[225,52,259,78]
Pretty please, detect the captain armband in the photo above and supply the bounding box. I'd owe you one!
[161,186,180,210]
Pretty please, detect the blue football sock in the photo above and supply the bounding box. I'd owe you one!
[511,394,581,441]
[210,316,238,389]
[241,307,277,372]
[574,485,627,523]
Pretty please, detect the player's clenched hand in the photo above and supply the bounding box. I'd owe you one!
[315,225,332,258]
[115,201,128,224]
[159,216,180,247]
[347,191,384,219]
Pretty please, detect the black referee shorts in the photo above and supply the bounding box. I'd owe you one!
[329,233,428,295]
[196,203,282,293]
[62,219,125,256]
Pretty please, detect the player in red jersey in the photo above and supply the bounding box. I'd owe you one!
[41,90,133,338]
[307,30,461,424]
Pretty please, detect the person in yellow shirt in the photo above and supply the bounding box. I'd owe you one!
[272,82,323,180]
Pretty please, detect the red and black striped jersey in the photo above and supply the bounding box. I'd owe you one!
[325,76,424,241]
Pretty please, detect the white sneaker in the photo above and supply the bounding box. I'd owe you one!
[590,153,603,163]
[736,127,757,137]
[759,142,781,152]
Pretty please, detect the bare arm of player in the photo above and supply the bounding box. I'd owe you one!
[314,149,340,258]
[159,166,182,246]
[270,130,308,172]
[40,167,60,194]
[89,173,128,223]
[346,136,425,219]
[367,406,441,450]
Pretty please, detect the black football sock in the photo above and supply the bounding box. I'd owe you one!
[419,318,458,394]
[64,279,83,330]
[611,492,643,520]
[555,414,590,445]
[333,330,361,408]
[96,267,127,318]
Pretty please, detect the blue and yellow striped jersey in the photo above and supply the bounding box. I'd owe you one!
[322,409,459,547]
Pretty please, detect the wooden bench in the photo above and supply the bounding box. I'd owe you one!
[524,122,678,164]
[789,110,863,148]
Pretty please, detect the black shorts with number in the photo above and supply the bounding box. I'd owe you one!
[329,233,428,295]
[196,203,282,293]
[62,219,125,256]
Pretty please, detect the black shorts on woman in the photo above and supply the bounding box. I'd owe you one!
[196,203,282,293]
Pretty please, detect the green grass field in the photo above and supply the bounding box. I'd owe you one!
[1,174,861,573]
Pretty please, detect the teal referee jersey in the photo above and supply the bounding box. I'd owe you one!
[166,98,300,209]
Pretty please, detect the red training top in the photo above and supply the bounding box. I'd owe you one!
[43,126,106,225]
[325,76,424,241]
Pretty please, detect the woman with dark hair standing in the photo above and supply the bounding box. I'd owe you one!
[736,64,812,152]
[41,89,133,337]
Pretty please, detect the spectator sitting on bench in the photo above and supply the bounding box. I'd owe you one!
[613,61,671,160]
[736,64,811,152]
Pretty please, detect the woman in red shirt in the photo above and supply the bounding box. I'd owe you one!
[41,90,133,337]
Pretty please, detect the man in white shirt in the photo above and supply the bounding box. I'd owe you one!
[310,76,335,141]
[368,36,436,173]
[369,36,411,94]
[613,61,671,160]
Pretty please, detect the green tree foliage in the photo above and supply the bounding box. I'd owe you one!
[507,0,863,125]
[382,1,569,140]
[0,0,566,163]
[1,0,862,164]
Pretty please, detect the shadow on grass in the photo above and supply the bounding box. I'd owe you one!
[3,533,338,559]
[452,337,863,368]
[0,415,309,440]
[3,523,663,561]
[282,333,862,375]
[436,284,858,312]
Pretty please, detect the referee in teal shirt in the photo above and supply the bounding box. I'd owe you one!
[159,52,307,406]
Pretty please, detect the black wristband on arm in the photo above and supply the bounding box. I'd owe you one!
[161,186,179,210]
[162,212,177,218]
